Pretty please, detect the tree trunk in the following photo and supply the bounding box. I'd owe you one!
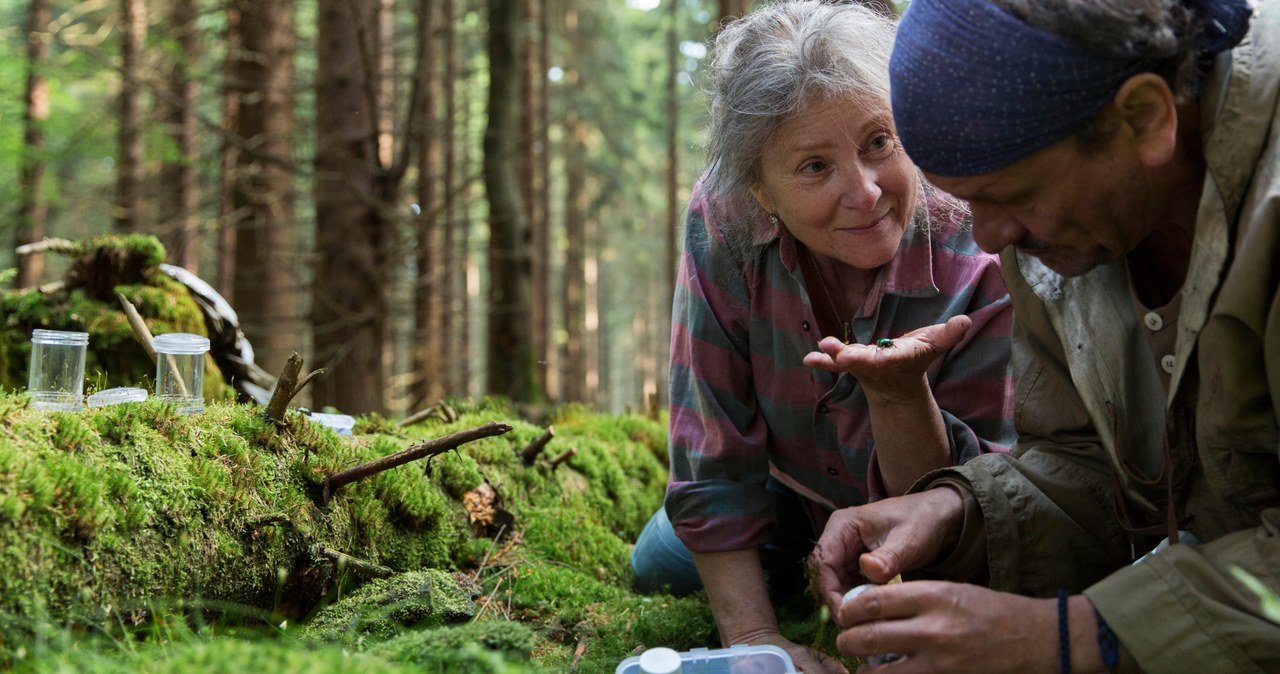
[115,0,147,233]
[484,0,533,402]
[519,0,549,401]
[160,0,200,272]
[216,5,241,299]
[441,0,464,396]
[17,0,51,289]
[312,0,391,415]
[231,0,297,377]
[411,0,444,410]
[537,0,557,401]
[560,1,586,403]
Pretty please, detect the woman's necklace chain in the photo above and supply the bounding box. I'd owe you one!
[807,248,852,343]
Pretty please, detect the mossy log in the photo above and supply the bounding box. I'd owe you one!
[1,235,228,400]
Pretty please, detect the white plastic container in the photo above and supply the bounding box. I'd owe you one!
[152,333,210,414]
[28,329,89,411]
[842,584,904,666]
[616,644,795,674]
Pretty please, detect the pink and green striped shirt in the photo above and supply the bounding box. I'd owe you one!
[666,181,1016,553]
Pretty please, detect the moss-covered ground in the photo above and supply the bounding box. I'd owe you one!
[1,237,851,672]
[0,392,852,673]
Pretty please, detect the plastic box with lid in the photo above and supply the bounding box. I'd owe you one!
[615,644,796,674]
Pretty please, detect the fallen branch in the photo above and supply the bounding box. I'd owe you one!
[16,237,78,257]
[264,354,326,426]
[116,292,157,363]
[547,447,578,470]
[313,545,393,578]
[397,404,438,428]
[323,421,513,504]
[518,426,555,466]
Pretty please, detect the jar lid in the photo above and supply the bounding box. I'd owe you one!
[153,333,210,355]
[310,412,356,435]
[31,329,89,346]
[87,387,149,408]
[638,647,682,674]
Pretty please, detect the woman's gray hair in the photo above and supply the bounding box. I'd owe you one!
[699,0,899,248]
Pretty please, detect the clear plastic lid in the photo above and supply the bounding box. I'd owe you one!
[616,644,796,674]
[310,412,356,435]
[87,387,149,408]
[31,329,89,346]
[153,333,210,355]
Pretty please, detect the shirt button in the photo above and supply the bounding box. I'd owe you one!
[1161,354,1176,374]
[827,466,839,476]
[802,320,811,332]
[818,404,830,414]
[1143,312,1163,331]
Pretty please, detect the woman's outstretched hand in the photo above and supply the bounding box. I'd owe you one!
[803,315,971,403]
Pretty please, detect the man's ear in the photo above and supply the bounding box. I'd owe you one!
[750,183,776,215]
[1113,73,1178,167]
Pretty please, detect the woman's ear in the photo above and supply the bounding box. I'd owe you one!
[750,183,776,215]
[1113,73,1178,167]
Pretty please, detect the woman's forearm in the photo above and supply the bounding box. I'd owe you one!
[863,373,949,496]
[692,548,781,646]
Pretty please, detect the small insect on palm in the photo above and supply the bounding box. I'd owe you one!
[876,338,895,349]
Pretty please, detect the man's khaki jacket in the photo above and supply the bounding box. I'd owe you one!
[919,6,1280,672]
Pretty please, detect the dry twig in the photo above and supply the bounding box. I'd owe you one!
[322,421,513,504]
[518,425,555,466]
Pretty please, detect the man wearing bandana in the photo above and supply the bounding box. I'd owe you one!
[807,0,1280,672]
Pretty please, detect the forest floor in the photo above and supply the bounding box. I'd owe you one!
[0,394,848,673]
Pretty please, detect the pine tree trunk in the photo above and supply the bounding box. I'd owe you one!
[484,0,534,402]
[312,0,390,415]
[17,0,51,289]
[115,0,147,233]
[538,0,557,400]
[216,5,241,299]
[661,0,681,409]
[231,0,297,376]
[519,0,549,401]
[412,0,444,410]
[161,0,200,272]
[560,0,587,403]
[441,0,464,396]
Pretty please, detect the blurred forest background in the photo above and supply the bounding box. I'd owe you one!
[1,0,899,419]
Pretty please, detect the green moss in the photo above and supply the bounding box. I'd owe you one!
[0,387,846,673]
[371,620,548,673]
[303,570,476,646]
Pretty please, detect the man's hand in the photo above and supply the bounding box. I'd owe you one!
[810,489,965,617]
[835,581,1061,673]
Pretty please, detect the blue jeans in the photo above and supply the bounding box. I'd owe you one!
[630,477,816,597]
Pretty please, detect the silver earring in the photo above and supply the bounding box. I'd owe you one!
[769,213,779,226]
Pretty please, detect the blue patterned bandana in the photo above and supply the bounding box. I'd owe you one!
[890,0,1254,177]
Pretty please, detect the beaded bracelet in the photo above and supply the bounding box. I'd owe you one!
[1058,591,1071,674]
[1095,608,1119,670]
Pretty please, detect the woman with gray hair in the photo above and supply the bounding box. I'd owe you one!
[630,1,1016,671]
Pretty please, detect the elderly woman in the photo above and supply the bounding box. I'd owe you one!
[630,1,1016,671]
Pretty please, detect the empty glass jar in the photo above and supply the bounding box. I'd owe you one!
[28,329,89,411]
[152,333,210,414]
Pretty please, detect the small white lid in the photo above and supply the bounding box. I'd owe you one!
[32,329,89,346]
[87,387,149,408]
[310,412,356,434]
[153,333,210,355]
[638,647,682,674]
[842,583,876,606]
